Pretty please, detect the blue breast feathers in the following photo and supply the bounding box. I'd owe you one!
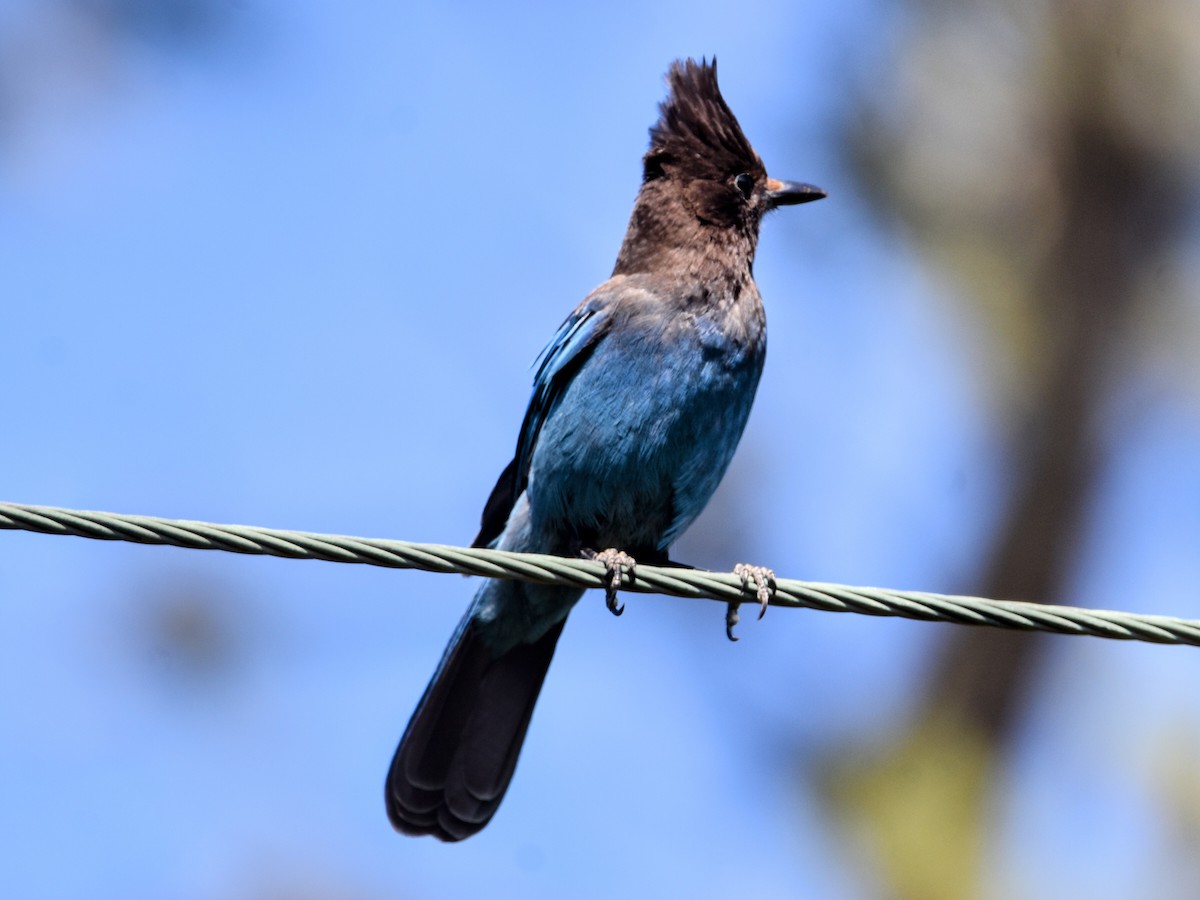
[522,279,766,554]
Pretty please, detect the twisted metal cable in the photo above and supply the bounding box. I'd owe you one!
[1,500,1198,647]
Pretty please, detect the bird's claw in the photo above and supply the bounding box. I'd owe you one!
[725,600,741,642]
[592,548,636,616]
[735,563,776,618]
[727,564,775,641]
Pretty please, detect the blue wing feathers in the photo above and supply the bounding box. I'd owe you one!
[519,302,608,481]
[472,300,610,549]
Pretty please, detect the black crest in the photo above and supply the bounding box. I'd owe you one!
[645,58,762,183]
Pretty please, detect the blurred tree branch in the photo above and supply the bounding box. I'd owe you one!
[825,1,1200,896]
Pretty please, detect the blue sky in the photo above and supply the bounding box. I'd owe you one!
[3,1,1200,898]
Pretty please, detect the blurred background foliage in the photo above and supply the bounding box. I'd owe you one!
[829,1,1200,896]
[2,1,1200,898]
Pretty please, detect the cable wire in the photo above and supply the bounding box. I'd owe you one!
[1,500,1197,646]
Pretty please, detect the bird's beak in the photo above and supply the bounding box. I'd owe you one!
[764,178,826,209]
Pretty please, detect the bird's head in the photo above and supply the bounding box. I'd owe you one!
[615,58,824,276]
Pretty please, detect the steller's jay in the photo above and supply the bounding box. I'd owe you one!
[386,57,824,840]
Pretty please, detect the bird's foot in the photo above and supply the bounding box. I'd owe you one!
[726,564,776,642]
[588,548,636,616]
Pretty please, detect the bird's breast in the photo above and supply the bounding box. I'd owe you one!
[526,289,766,553]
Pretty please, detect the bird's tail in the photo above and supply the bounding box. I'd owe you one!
[385,605,565,841]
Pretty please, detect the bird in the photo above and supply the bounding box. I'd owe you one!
[385,57,824,841]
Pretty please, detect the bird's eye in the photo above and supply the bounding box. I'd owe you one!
[734,173,755,200]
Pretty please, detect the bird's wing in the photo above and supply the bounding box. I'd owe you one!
[472,297,611,548]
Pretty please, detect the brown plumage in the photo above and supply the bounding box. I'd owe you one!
[614,58,818,277]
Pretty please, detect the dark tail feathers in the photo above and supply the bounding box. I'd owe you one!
[385,615,564,841]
